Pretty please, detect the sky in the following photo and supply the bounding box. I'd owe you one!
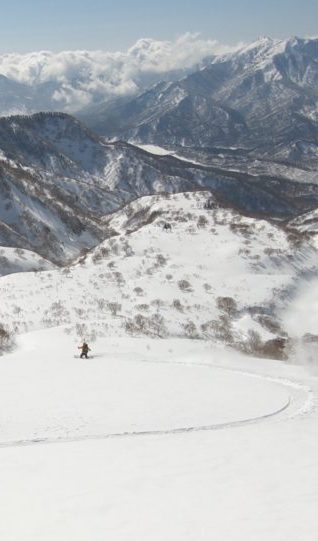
[0,0,317,53]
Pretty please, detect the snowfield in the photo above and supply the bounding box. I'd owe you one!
[0,328,293,445]
[0,327,317,540]
[1,191,318,539]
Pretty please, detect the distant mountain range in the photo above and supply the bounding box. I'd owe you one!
[1,37,318,265]
[78,36,318,169]
[1,36,318,171]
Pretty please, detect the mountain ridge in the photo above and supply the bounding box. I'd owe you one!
[78,36,318,169]
[0,112,318,267]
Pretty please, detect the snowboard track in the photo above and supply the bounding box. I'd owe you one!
[0,359,314,450]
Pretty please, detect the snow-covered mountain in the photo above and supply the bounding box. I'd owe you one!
[0,112,204,263]
[1,35,318,171]
[2,37,318,541]
[2,111,318,264]
[1,191,317,357]
[79,36,318,168]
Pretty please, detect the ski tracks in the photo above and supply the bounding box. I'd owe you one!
[0,358,315,450]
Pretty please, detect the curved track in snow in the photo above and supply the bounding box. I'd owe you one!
[0,359,314,450]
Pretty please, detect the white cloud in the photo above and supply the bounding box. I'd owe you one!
[0,34,243,112]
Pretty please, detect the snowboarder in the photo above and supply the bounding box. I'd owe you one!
[78,341,90,359]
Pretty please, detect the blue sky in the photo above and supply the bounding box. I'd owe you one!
[1,0,317,52]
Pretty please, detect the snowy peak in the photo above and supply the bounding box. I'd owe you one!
[222,34,318,89]
[222,35,282,65]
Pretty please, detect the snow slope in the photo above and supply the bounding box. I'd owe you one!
[0,191,317,351]
[0,247,55,277]
[0,189,317,539]
[0,326,317,541]
[0,328,291,444]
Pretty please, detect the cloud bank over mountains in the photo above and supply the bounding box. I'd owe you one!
[0,34,243,112]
